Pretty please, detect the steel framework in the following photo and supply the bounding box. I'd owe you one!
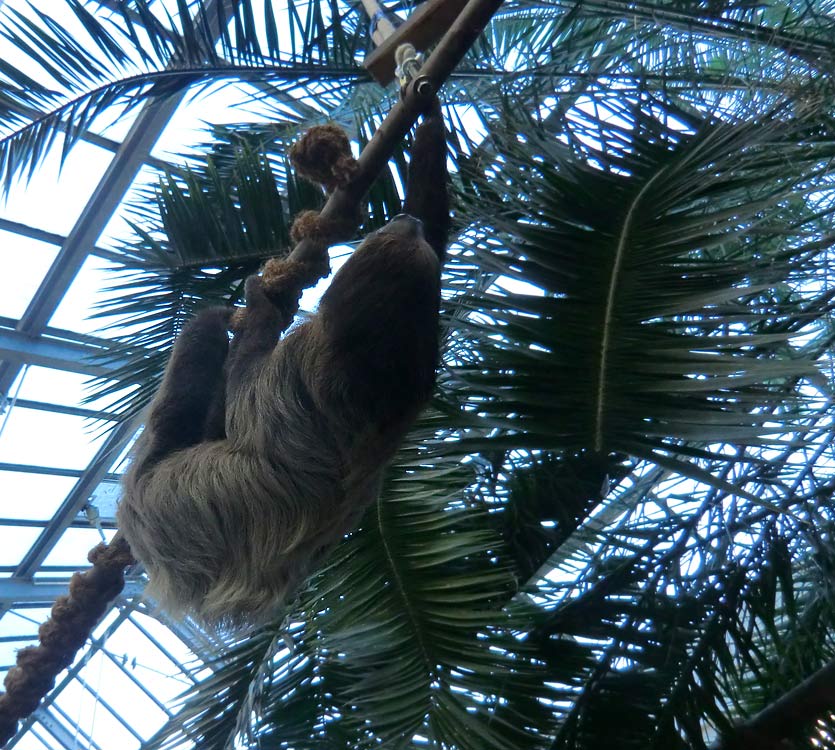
[0,1,240,747]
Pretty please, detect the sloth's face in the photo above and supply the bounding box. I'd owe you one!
[379,213,424,238]
[363,213,434,259]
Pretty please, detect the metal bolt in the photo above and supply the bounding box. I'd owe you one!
[416,77,434,97]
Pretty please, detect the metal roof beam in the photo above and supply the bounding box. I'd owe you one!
[75,673,144,742]
[0,462,120,485]
[8,605,135,747]
[0,326,123,378]
[2,0,234,600]
[0,576,112,588]
[2,94,179,339]
[0,218,123,264]
[98,645,172,717]
[0,0,228,397]
[0,517,118,531]
[13,414,142,579]
[9,103,181,175]
[0,578,143,605]
[0,462,86,478]
[127,613,199,682]
[31,707,95,750]
[0,317,126,348]
[137,602,225,657]
[5,398,117,421]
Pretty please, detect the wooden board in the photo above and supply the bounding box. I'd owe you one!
[363,0,470,85]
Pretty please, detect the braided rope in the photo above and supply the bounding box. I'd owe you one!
[0,536,134,746]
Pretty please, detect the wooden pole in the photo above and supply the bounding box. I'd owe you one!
[290,0,506,267]
[714,656,835,749]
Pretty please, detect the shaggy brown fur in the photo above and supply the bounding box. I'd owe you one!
[117,102,449,627]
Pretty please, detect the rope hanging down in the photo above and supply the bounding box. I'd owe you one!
[0,538,134,746]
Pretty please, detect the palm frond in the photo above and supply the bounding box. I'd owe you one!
[84,132,322,416]
[33,2,835,747]
[85,104,415,418]
[509,433,835,749]
[143,626,287,750]
[448,97,835,477]
[0,0,369,193]
[149,435,552,750]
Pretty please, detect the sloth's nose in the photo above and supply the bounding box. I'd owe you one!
[384,213,424,238]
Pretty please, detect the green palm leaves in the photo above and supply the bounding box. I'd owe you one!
[5,0,835,747]
[451,103,834,468]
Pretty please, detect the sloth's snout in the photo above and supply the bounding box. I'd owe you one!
[383,213,424,238]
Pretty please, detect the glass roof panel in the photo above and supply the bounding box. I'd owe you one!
[95,612,194,703]
[150,81,272,162]
[96,163,168,252]
[53,676,141,750]
[105,655,192,710]
[0,0,267,746]
[89,103,144,145]
[0,609,48,640]
[129,611,200,672]
[0,0,430,747]
[0,140,113,236]
[106,439,136,475]
[109,617,192,676]
[9,367,115,413]
[48,255,126,335]
[40,528,115,569]
[0,2,117,96]
[0,233,60,319]
[0,407,107,470]
[0,472,75,520]
[12,733,50,750]
[72,654,169,732]
[0,638,37,669]
[0,527,44,566]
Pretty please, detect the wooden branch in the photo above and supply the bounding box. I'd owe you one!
[288,0,506,266]
[715,656,835,749]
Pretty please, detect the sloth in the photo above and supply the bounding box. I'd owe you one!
[117,102,449,627]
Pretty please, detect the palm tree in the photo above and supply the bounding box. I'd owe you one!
[4,0,835,748]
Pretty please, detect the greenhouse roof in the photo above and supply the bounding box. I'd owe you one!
[6,0,835,748]
[0,1,263,747]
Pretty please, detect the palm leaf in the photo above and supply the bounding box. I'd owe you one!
[510,435,835,749]
[84,130,321,417]
[36,2,835,747]
[448,99,835,473]
[148,431,552,750]
[0,0,371,193]
[143,626,288,750]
